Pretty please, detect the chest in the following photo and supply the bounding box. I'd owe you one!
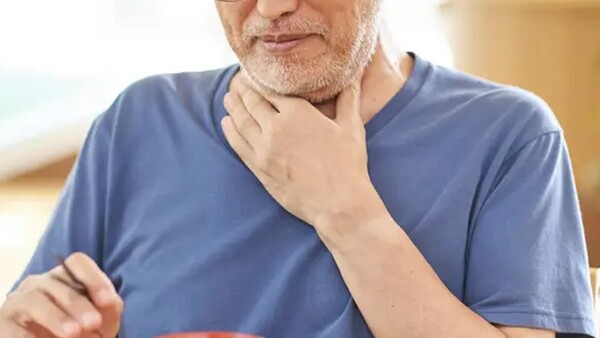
[101,137,478,336]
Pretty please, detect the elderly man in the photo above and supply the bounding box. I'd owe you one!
[1,0,596,337]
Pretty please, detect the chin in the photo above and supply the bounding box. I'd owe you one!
[265,81,342,105]
[246,71,347,104]
[295,90,340,105]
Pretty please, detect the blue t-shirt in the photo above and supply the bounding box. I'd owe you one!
[12,54,597,337]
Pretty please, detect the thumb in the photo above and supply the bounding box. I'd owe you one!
[335,75,363,127]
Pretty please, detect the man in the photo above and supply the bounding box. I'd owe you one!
[0,0,596,337]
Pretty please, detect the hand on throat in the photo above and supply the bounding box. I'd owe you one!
[236,35,414,125]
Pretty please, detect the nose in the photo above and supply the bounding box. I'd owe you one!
[256,0,299,20]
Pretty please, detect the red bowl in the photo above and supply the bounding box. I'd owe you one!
[155,332,263,338]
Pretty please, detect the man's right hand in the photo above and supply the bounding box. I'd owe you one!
[0,252,123,337]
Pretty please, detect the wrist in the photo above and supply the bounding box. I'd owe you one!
[314,185,393,251]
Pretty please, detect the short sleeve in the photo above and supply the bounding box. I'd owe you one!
[465,132,598,337]
[8,114,112,293]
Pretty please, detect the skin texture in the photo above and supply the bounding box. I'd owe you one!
[0,1,559,337]
[221,68,556,338]
[216,0,380,104]
[217,1,558,337]
[0,252,123,337]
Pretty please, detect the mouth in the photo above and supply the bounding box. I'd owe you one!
[256,33,314,54]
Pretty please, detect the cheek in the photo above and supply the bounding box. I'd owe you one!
[216,2,256,43]
[306,0,348,15]
[306,0,360,38]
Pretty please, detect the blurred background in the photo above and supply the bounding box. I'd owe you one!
[0,0,598,299]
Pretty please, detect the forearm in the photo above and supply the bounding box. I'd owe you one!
[316,208,507,338]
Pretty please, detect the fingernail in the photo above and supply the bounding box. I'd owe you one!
[97,288,114,305]
[81,311,101,327]
[62,321,80,337]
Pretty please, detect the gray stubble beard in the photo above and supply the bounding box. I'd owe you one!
[237,2,381,104]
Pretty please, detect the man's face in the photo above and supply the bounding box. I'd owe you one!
[216,0,381,104]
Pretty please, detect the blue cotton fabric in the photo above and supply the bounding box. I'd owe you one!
[12,54,597,337]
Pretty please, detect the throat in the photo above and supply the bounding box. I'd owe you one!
[314,100,338,120]
[314,52,415,125]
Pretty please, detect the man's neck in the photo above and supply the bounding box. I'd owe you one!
[316,32,414,123]
[232,28,414,123]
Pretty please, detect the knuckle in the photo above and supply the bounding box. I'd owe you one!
[239,116,255,132]
[0,291,29,317]
[231,106,244,120]
[114,296,125,314]
[0,300,13,317]
[61,287,83,309]
[256,155,268,170]
[12,330,35,338]
[19,275,42,291]
[230,101,241,114]
[256,152,273,171]
[67,251,90,265]
[22,288,45,303]
[0,319,35,338]
[7,296,35,324]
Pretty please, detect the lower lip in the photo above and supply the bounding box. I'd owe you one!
[258,36,311,54]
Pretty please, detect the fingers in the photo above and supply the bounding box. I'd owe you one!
[0,253,123,338]
[49,252,124,336]
[221,115,255,166]
[335,75,363,128]
[0,317,36,338]
[42,276,103,331]
[224,91,262,145]
[231,74,278,127]
[53,252,118,309]
[97,296,124,338]
[6,289,82,338]
[228,71,318,127]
